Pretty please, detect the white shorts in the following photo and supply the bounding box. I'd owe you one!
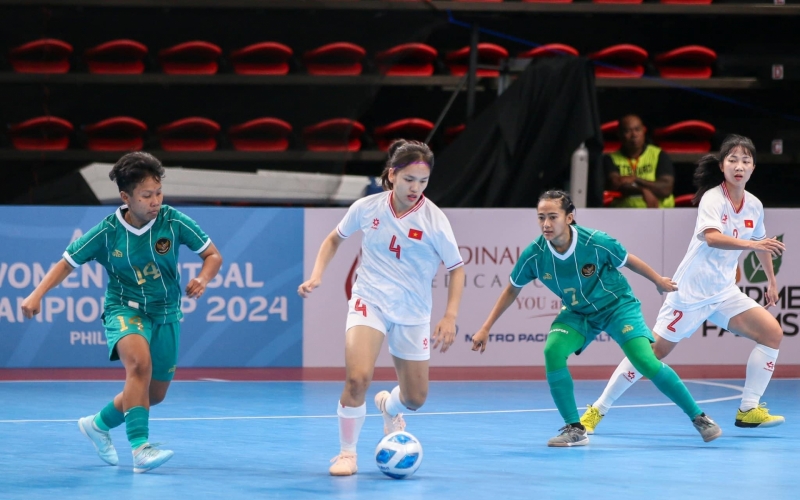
[654,292,761,342]
[345,295,431,361]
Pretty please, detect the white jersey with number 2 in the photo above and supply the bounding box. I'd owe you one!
[337,191,463,325]
[667,183,766,311]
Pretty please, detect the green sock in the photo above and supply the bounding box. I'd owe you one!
[94,401,125,432]
[124,406,149,450]
[650,364,702,420]
[546,368,580,425]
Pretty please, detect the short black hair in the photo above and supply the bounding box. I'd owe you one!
[108,152,165,194]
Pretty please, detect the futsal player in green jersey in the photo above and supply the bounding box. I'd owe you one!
[471,190,721,447]
[21,152,222,473]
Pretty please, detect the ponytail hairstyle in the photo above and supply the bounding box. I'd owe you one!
[538,190,577,225]
[692,134,756,205]
[379,139,434,191]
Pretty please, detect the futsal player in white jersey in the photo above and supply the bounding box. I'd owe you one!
[581,134,787,432]
[298,140,465,476]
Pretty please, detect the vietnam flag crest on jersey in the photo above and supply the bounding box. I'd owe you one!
[408,228,423,240]
[745,220,754,228]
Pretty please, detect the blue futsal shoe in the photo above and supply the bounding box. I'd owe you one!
[132,443,174,473]
[78,415,119,466]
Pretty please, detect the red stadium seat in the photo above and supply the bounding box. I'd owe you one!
[84,117,147,151]
[653,120,715,153]
[445,43,509,77]
[603,190,623,207]
[303,42,366,76]
[230,42,293,75]
[157,117,220,151]
[373,118,434,151]
[522,0,573,3]
[660,0,712,4]
[229,118,292,151]
[303,118,365,151]
[518,44,579,59]
[85,40,148,74]
[9,39,73,73]
[593,0,643,3]
[9,116,73,150]
[601,120,620,153]
[444,124,466,145]
[375,43,438,76]
[654,45,717,79]
[588,44,648,78]
[674,193,696,207]
[158,41,222,75]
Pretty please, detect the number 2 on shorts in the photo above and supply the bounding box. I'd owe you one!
[667,309,683,332]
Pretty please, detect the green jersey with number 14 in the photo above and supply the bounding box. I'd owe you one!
[63,205,211,323]
[510,225,635,315]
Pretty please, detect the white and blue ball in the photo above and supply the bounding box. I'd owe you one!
[374,431,423,479]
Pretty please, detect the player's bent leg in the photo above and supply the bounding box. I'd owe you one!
[377,357,428,435]
[148,380,171,406]
[623,337,722,442]
[726,307,785,427]
[544,324,589,447]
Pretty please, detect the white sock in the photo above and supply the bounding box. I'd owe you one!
[740,344,779,412]
[593,357,643,415]
[384,386,408,416]
[337,402,366,453]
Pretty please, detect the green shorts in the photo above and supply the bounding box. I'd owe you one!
[102,305,180,381]
[552,295,653,355]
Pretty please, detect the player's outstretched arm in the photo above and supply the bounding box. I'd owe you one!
[432,266,464,353]
[624,253,678,295]
[755,251,780,308]
[186,243,222,299]
[298,229,345,298]
[472,283,522,353]
[21,259,75,319]
[704,229,785,257]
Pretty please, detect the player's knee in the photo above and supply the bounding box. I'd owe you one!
[652,342,671,360]
[543,343,567,369]
[761,326,784,349]
[124,356,152,379]
[403,389,428,410]
[343,372,372,398]
[149,389,168,406]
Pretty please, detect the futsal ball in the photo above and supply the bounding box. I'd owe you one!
[374,431,423,479]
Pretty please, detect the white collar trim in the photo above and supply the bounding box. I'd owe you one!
[547,225,578,261]
[116,205,157,236]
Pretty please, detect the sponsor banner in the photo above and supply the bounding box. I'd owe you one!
[303,208,799,368]
[0,207,303,368]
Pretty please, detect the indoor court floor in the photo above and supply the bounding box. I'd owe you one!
[2,379,797,500]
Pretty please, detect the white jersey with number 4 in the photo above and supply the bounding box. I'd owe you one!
[667,183,766,311]
[337,191,463,325]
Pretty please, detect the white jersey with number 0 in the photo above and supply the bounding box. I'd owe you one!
[667,183,766,311]
[337,191,463,325]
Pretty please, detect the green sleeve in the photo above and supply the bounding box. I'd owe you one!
[170,209,211,253]
[63,220,109,268]
[509,242,540,288]
[592,231,628,268]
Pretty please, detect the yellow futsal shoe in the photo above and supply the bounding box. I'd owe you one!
[329,452,358,476]
[579,405,604,435]
[735,403,785,428]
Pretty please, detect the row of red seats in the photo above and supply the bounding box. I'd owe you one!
[7,115,713,154]
[7,39,716,78]
[602,119,715,153]
[4,116,466,152]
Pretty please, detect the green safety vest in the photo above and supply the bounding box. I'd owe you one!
[609,144,675,208]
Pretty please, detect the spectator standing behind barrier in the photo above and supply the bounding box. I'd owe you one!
[604,114,675,208]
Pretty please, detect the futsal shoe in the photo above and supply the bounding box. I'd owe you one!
[547,424,589,447]
[374,391,406,435]
[579,405,604,435]
[329,452,358,476]
[692,414,722,442]
[78,415,119,465]
[735,403,785,428]
[132,443,174,473]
